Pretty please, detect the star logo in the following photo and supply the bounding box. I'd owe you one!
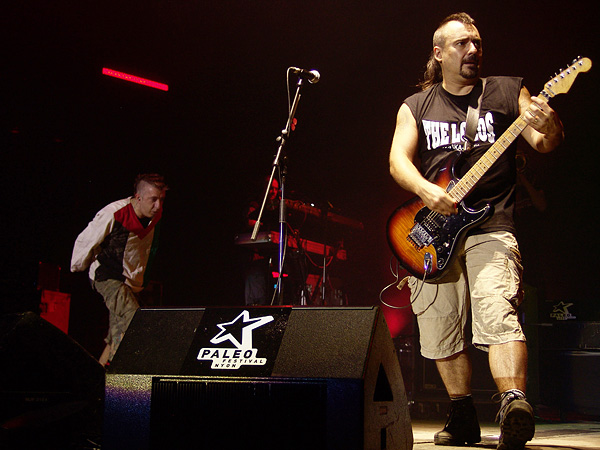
[197,310,275,370]
[552,301,573,315]
[550,301,576,321]
[210,310,274,350]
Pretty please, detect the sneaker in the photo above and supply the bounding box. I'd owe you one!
[495,389,535,450]
[434,396,481,446]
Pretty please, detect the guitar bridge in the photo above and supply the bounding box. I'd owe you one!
[407,222,434,250]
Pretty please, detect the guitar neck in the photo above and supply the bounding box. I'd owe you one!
[447,57,592,203]
[448,99,547,203]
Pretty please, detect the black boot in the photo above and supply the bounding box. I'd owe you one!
[434,396,481,446]
[495,389,535,450]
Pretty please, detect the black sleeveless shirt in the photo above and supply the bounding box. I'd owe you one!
[404,76,522,234]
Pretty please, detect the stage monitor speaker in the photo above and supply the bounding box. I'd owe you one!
[412,342,498,421]
[104,306,412,450]
[419,345,496,395]
[538,322,600,417]
[0,311,105,449]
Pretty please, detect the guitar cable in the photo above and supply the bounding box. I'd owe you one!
[379,256,437,315]
[379,257,413,310]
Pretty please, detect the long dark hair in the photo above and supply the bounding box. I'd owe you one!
[419,12,476,91]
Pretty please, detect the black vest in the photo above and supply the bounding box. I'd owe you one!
[404,76,522,234]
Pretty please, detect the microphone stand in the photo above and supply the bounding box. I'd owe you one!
[251,76,306,305]
[320,203,330,305]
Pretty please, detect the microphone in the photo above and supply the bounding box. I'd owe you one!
[289,67,320,84]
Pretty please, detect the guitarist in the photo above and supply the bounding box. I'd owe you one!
[389,13,563,450]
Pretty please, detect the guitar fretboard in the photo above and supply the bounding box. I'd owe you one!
[448,103,546,203]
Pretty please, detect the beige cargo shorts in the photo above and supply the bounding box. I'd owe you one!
[408,231,525,360]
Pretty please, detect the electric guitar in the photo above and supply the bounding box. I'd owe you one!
[387,57,592,281]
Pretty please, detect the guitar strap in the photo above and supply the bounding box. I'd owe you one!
[463,77,487,152]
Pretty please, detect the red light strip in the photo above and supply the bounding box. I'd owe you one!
[102,68,169,91]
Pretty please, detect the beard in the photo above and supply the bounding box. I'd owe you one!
[460,56,480,79]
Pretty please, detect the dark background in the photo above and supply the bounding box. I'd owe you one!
[2,1,598,356]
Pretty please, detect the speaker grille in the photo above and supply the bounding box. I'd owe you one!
[150,377,328,449]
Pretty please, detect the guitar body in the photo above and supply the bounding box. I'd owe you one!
[386,152,492,281]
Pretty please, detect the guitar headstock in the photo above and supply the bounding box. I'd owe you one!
[540,57,592,100]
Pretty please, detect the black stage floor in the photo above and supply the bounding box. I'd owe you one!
[3,419,599,449]
[413,420,600,450]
